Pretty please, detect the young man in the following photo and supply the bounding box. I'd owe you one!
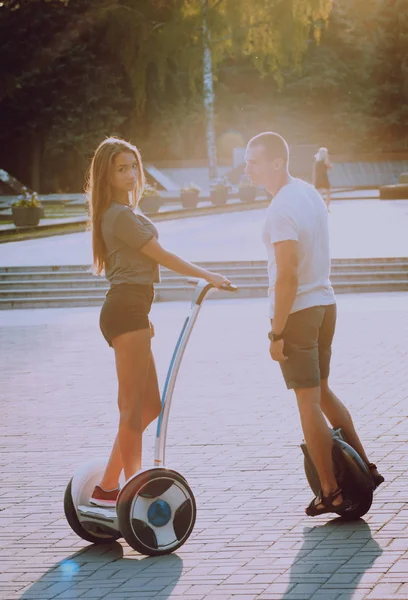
[245,132,383,516]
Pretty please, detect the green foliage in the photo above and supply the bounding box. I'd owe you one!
[0,0,407,192]
[369,0,408,148]
[0,0,131,190]
[13,191,42,208]
[180,182,201,193]
[142,183,160,197]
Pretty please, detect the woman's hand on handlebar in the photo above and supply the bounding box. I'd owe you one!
[205,272,232,289]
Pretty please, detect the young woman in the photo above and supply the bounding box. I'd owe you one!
[313,147,333,211]
[87,137,231,507]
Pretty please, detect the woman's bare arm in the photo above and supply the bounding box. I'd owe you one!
[140,237,230,288]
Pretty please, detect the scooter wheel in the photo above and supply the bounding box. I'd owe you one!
[303,455,321,496]
[302,438,374,520]
[64,479,120,544]
[333,444,373,520]
[337,491,373,521]
[117,468,196,556]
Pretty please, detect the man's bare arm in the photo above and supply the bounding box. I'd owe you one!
[272,240,299,334]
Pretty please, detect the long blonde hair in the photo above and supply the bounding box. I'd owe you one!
[86,137,145,275]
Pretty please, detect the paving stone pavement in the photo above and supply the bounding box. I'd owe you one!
[2,200,408,266]
[1,292,408,600]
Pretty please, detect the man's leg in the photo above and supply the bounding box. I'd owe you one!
[320,379,382,481]
[295,385,343,507]
[325,189,331,211]
[277,306,345,510]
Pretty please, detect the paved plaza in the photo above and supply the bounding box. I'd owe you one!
[1,199,408,266]
[2,291,408,600]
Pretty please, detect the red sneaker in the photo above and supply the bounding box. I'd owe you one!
[89,485,120,508]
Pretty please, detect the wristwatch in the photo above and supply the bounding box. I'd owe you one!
[268,331,283,342]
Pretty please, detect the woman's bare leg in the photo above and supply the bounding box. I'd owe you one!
[99,432,122,490]
[113,329,151,479]
[142,353,162,430]
[99,351,161,489]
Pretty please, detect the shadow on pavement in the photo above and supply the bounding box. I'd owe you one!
[20,542,183,600]
[282,519,383,600]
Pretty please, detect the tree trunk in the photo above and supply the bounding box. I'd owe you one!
[31,132,42,192]
[202,0,217,180]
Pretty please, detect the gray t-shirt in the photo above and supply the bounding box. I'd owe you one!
[101,202,160,286]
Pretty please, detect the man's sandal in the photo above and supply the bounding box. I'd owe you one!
[367,463,385,489]
[305,488,352,517]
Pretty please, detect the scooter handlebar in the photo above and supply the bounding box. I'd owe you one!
[187,278,238,292]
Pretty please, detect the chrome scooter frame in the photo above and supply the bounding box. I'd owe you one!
[154,279,236,467]
[72,279,235,539]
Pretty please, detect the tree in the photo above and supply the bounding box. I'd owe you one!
[99,0,333,177]
[370,0,408,149]
[0,0,131,191]
[2,0,405,193]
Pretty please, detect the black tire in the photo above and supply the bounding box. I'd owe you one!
[64,479,120,544]
[117,468,196,556]
[303,439,373,520]
[304,455,321,496]
[337,490,373,521]
[333,443,373,520]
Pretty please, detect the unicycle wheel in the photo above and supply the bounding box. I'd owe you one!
[302,435,374,520]
[117,468,196,556]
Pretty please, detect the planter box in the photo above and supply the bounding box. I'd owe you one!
[238,187,257,202]
[139,195,162,214]
[379,184,408,200]
[12,206,44,227]
[180,191,199,209]
[210,189,229,206]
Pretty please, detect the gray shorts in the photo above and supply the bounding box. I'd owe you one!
[271,304,336,390]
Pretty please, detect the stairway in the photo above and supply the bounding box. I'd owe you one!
[1,258,408,309]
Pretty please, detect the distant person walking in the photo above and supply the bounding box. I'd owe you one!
[313,147,332,211]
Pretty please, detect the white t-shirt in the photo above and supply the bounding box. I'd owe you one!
[262,178,335,319]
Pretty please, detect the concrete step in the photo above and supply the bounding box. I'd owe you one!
[1,258,408,308]
[0,279,110,290]
[2,269,408,292]
[1,257,408,275]
[0,263,408,285]
[1,261,408,282]
[2,279,408,309]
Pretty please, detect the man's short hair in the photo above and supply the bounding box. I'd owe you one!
[248,132,289,165]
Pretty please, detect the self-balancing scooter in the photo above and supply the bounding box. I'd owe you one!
[64,279,237,555]
[301,428,375,520]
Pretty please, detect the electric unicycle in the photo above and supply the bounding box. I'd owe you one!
[301,428,374,520]
[64,279,237,555]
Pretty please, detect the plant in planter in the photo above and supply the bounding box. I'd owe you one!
[210,177,229,206]
[238,176,257,203]
[139,183,162,215]
[12,190,44,228]
[180,183,201,209]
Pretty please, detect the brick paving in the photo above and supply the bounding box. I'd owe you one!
[1,292,408,600]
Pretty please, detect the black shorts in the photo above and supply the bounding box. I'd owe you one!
[100,283,154,347]
[272,304,336,390]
